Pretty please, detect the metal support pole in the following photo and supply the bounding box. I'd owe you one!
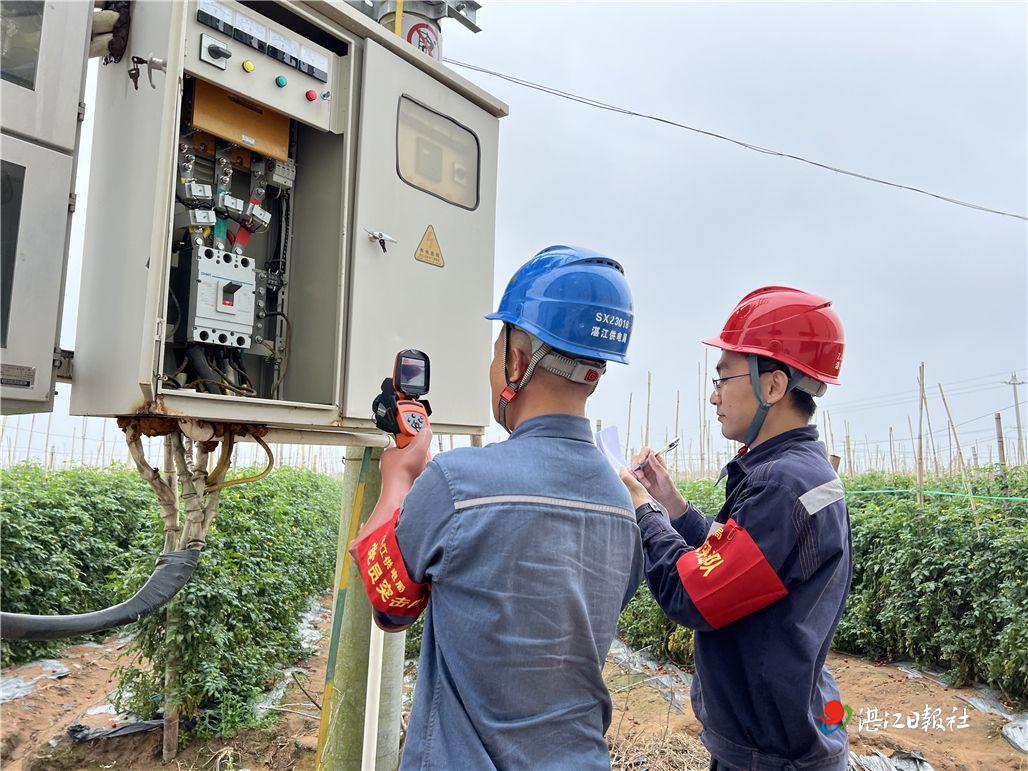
[317,445,405,770]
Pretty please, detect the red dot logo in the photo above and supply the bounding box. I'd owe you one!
[817,700,852,735]
[585,370,599,383]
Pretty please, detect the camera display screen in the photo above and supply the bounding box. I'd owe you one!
[400,356,427,390]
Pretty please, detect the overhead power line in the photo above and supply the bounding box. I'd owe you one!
[444,58,1027,222]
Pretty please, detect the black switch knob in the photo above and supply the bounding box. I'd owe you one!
[208,43,232,60]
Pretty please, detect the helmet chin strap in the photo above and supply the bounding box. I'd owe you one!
[496,325,550,434]
[742,354,802,448]
[495,326,606,434]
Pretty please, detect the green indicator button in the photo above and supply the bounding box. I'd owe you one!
[275,75,287,88]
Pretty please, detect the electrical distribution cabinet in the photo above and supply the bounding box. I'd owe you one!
[0,0,506,439]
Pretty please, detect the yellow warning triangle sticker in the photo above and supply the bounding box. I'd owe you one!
[414,225,444,267]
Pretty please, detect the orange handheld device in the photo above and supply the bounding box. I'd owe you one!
[372,350,432,448]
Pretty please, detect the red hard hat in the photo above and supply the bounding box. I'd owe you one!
[702,286,844,385]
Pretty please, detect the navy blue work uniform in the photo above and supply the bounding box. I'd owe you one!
[638,426,852,771]
[365,414,643,770]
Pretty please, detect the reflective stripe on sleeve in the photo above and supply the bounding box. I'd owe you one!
[799,478,845,516]
[676,519,787,629]
[356,508,430,617]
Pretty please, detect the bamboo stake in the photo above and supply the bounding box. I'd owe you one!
[674,389,681,483]
[703,351,710,473]
[906,416,917,478]
[938,384,976,514]
[826,410,836,456]
[12,416,21,463]
[844,421,852,476]
[42,413,53,462]
[889,427,896,472]
[706,420,713,477]
[697,363,704,473]
[921,388,940,477]
[921,365,929,507]
[25,414,35,461]
[80,417,87,466]
[947,428,953,473]
[625,392,633,462]
[644,371,652,448]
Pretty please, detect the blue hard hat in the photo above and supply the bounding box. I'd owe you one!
[486,245,633,364]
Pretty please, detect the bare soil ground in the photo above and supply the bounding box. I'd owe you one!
[605,653,1026,771]
[2,599,1024,770]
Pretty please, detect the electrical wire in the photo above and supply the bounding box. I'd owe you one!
[204,435,274,494]
[824,369,1025,411]
[229,349,256,392]
[166,291,181,336]
[263,311,292,396]
[204,347,256,396]
[839,400,1024,449]
[185,377,254,396]
[443,58,1028,222]
[206,430,235,488]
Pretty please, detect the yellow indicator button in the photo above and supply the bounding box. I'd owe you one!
[242,59,255,73]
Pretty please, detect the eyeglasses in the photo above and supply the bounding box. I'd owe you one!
[711,373,749,392]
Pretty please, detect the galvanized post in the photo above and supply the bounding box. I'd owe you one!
[318,445,405,770]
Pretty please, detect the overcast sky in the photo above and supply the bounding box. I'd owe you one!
[24,1,1026,473]
[441,1,1028,464]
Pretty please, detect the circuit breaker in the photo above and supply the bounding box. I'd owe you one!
[4,0,506,439]
[177,245,258,349]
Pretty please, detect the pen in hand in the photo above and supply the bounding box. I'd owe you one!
[632,437,680,472]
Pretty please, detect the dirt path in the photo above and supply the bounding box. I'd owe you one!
[1,597,333,771]
[605,653,1026,771]
[2,606,1024,770]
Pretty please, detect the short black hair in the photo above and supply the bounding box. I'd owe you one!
[755,355,817,420]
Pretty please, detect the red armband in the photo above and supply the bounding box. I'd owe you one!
[355,508,430,617]
[676,519,787,629]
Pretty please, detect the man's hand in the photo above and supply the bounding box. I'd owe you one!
[380,426,433,497]
[619,465,653,510]
[630,447,688,518]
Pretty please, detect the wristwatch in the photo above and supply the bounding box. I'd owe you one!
[634,502,662,524]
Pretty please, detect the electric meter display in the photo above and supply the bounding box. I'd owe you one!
[397,96,479,209]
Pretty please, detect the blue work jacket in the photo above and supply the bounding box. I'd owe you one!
[380,414,643,770]
[638,426,852,771]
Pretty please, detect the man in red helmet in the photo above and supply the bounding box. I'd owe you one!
[621,287,852,771]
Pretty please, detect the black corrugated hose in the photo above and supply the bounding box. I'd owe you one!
[0,550,199,641]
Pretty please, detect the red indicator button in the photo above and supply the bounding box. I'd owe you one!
[305,89,317,102]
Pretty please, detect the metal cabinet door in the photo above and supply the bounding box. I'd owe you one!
[0,0,89,415]
[0,136,74,412]
[70,2,188,418]
[344,39,499,431]
[0,1,91,152]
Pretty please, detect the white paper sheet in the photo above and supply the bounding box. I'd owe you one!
[594,426,625,471]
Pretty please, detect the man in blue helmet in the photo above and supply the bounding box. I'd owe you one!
[350,246,643,770]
